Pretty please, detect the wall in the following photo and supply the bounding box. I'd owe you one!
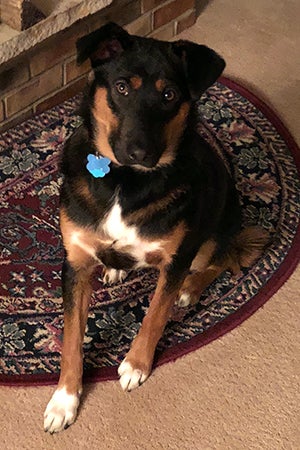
[0,0,198,132]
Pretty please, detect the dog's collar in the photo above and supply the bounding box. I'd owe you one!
[86,153,111,178]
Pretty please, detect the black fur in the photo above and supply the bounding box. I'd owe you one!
[61,22,238,291]
[97,248,137,270]
[43,25,269,429]
[76,23,225,168]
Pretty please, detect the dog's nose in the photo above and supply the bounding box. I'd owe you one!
[128,147,146,163]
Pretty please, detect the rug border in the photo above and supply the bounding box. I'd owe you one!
[1,76,299,387]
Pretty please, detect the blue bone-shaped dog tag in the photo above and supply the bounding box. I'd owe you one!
[86,154,111,178]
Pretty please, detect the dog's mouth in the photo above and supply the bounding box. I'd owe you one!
[113,146,161,169]
[128,156,160,169]
[120,157,160,170]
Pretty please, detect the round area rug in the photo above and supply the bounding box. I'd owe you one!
[0,77,299,386]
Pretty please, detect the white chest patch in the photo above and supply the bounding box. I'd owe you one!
[102,202,137,243]
[101,201,163,266]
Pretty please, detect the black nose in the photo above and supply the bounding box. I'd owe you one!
[128,146,146,163]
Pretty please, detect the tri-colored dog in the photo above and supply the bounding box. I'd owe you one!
[44,22,268,433]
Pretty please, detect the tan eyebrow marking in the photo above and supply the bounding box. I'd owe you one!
[130,76,143,89]
[155,79,167,92]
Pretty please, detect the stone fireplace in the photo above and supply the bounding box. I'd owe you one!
[0,0,199,132]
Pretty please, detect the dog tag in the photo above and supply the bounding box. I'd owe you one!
[86,154,111,178]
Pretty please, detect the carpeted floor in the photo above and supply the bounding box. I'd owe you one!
[0,0,299,448]
[2,77,298,385]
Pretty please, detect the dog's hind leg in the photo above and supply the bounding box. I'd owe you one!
[176,239,220,307]
[177,227,269,307]
[177,263,227,307]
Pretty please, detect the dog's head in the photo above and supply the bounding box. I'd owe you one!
[77,22,225,169]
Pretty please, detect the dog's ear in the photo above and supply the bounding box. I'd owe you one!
[76,22,132,68]
[172,40,225,99]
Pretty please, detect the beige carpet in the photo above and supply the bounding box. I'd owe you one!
[1,1,299,448]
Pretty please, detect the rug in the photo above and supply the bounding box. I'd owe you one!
[0,77,299,386]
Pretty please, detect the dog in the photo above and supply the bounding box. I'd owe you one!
[44,22,268,433]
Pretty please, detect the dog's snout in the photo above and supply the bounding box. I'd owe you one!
[129,146,146,163]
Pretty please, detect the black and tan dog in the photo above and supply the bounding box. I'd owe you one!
[44,22,268,433]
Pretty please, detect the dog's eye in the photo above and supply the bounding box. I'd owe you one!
[115,80,129,96]
[163,88,176,102]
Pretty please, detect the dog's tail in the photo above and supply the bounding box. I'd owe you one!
[227,226,270,273]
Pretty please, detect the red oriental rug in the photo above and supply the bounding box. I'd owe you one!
[0,77,299,386]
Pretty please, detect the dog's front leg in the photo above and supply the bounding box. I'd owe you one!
[118,266,183,392]
[44,260,94,433]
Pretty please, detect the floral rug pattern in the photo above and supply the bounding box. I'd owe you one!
[0,79,299,383]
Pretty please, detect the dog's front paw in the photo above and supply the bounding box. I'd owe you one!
[118,359,149,392]
[103,268,127,285]
[44,388,80,433]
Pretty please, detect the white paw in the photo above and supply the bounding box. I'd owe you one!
[103,268,127,285]
[175,292,192,307]
[44,387,80,433]
[118,359,148,392]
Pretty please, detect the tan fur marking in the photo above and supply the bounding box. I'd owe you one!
[155,79,166,92]
[75,178,98,210]
[60,209,106,269]
[161,221,187,266]
[179,264,227,306]
[159,102,190,166]
[190,240,217,272]
[145,250,163,266]
[130,76,142,90]
[58,264,94,393]
[93,87,119,164]
[126,187,187,225]
[178,240,218,305]
[178,240,225,306]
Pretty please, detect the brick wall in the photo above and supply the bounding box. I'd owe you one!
[0,0,198,132]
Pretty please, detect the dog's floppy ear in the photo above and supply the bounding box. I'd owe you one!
[172,40,225,99]
[76,22,132,68]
